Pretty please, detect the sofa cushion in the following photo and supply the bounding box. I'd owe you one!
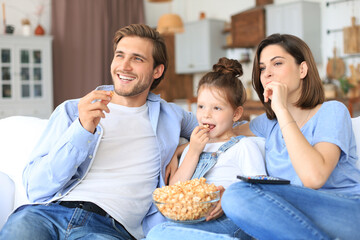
[0,116,48,209]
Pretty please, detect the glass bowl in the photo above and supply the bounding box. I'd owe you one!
[153,189,220,223]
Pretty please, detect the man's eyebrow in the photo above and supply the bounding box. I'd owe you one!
[133,53,148,61]
[115,50,148,61]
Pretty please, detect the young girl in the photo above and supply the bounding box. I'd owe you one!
[222,34,360,240]
[146,57,266,240]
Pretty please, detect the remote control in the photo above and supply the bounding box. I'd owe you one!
[237,175,290,184]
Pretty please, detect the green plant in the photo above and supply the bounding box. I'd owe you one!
[338,76,354,95]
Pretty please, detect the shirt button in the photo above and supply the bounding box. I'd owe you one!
[58,193,62,197]
[89,155,93,159]
[97,131,101,135]
[87,140,91,144]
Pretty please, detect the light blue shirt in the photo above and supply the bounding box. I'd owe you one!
[250,101,360,196]
[22,85,198,235]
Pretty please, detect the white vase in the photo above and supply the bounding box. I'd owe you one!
[22,25,31,36]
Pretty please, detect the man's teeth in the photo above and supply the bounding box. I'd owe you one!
[119,75,135,80]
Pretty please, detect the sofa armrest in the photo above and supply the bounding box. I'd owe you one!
[0,171,15,230]
[0,116,48,211]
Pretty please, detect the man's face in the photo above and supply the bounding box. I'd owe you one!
[110,36,163,105]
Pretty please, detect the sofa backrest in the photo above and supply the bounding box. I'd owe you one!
[352,116,360,169]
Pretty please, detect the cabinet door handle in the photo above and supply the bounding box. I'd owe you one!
[188,64,194,68]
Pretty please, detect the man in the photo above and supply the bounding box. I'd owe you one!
[0,24,197,240]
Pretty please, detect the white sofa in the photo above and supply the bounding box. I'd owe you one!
[0,115,359,231]
[0,116,48,229]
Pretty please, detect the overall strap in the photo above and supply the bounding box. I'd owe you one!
[191,135,246,180]
[212,135,245,158]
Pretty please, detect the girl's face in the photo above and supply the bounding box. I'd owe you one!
[196,86,242,142]
[259,44,307,103]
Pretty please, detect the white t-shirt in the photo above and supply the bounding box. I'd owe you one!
[62,102,160,239]
[179,137,266,188]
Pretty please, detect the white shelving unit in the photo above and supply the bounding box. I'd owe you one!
[175,19,226,74]
[265,1,322,63]
[0,35,53,119]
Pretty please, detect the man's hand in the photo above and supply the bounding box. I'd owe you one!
[165,142,189,185]
[206,185,225,221]
[78,90,113,133]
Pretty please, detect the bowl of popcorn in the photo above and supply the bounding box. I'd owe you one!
[153,178,220,223]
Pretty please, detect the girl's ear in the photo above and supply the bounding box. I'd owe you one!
[153,64,165,79]
[233,106,243,122]
[300,61,308,79]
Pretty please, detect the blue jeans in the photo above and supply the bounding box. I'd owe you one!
[145,215,251,240]
[0,202,134,240]
[222,182,360,240]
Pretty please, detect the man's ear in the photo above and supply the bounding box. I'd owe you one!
[233,106,243,122]
[300,61,308,79]
[153,64,165,79]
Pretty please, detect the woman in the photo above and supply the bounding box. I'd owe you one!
[222,34,360,240]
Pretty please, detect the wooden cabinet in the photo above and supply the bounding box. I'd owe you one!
[230,7,266,48]
[0,36,53,119]
[265,1,322,63]
[175,19,226,74]
[152,35,194,102]
[241,100,265,121]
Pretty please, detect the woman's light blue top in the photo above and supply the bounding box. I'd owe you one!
[250,101,360,196]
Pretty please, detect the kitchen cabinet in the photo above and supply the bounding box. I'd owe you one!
[265,1,322,63]
[175,19,226,74]
[0,35,53,119]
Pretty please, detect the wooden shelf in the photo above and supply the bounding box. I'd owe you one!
[241,100,265,121]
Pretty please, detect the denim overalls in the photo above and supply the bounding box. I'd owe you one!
[191,136,245,179]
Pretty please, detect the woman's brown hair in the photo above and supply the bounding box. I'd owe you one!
[252,34,324,119]
[113,24,168,91]
[198,57,246,110]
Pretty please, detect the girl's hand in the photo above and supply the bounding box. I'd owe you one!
[188,126,210,155]
[206,185,225,221]
[263,81,288,114]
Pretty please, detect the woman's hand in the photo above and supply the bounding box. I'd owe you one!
[206,185,225,221]
[263,81,288,114]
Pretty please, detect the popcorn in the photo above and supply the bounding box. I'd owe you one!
[153,178,219,221]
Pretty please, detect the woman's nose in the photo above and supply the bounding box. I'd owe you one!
[264,66,272,77]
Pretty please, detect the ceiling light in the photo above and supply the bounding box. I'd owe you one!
[157,13,184,35]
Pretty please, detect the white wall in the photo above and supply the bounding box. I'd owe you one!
[3,0,359,93]
[145,0,360,97]
[1,0,51,36]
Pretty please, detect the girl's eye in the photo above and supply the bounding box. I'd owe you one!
[198,105,204,109]
[274,62,282,66]
[259,67,265,72]
[214,106,221,111]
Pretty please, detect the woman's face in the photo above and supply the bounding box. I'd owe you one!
[259,44,306,103]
